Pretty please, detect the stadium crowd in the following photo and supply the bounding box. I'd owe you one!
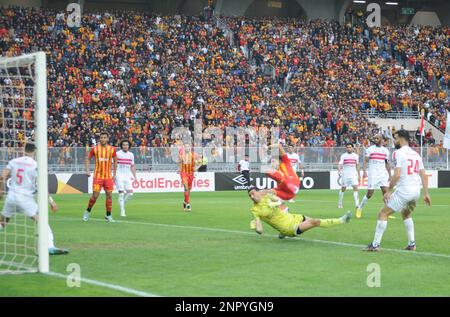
[0,6,448,153]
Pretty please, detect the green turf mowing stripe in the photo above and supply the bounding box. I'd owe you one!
[55,216,450,260]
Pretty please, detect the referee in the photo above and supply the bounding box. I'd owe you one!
[197,155,208,172]
[237,154,250,187]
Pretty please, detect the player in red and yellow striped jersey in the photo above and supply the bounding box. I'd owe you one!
[266,144,300,201]
[83,132,117,222]
[178,143,199,211]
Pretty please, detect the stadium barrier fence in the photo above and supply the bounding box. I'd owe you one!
[1,146,447,173]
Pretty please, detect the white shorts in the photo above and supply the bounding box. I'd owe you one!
[116,176,133,192]
[387,190,420,213]
[2,191,38,218]
[367,174,389,190]
[341,175,359,187]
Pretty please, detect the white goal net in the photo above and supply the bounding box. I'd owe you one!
[0,52,49,274]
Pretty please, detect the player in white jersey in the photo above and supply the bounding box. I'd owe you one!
[0,144,68,255]
[116,140,137,217]
[363,130,431,252]
[356,134,392,218]
[337,143,360,209]
[286,146,304,203]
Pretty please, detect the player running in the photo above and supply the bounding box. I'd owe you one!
[116,140,137,217]
[337,143,360,210]
[363,130,431,252]
[178,143,198,212]
[286,146,304,203]
[356,134,392,218]
[0,144,68,255]
[266,144,300,202]
[248,188,351,238]
[83,132,117,222]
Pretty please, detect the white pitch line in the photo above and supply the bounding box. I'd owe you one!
[45,271,160,297]
[56,216,450,260]
[297,199,450,208]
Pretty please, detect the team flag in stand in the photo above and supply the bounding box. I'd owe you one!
[420,109,425,136]
[444,111,450,149]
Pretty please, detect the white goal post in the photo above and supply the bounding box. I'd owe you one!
[0,52,49,273]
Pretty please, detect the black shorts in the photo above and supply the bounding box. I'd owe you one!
[296,215,307,235]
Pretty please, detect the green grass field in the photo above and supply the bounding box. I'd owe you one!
[1,189,449,297]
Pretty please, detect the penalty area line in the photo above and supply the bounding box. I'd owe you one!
[45,271,161,297]
[56,216,450,260]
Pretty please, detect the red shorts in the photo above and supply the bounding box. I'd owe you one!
[93,178,114,193]
[181,172,194,190]
[274,179,299,201]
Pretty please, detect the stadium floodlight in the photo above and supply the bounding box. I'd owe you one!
[0,52,49,274]
[353,1,367,3]
[385,2,399,5]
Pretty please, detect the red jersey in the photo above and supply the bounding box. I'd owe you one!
[179,150,196,174]
[89,145,117,179]
[278,154,300,183]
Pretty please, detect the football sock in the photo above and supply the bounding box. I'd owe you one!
[403,218,415,246]
[319,217,343,228]
[48,225,55,249]
[353,191,359,207]
[338,191,344,205]
[87,196,97,211]
[184,191,190,204]
[286,182,299,194]
[106,196,112,213]
[372,220,387,246]
[359,195,369,209]
[118,193,125,210]
[124,192,133,203]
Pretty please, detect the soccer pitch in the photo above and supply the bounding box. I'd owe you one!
[1,189,449,297]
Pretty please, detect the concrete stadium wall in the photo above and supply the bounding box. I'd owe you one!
[217,0,339,19]
[369,118,421,133]
[410,11,442,27]
[369,118,444,143]
[0,0,42,7]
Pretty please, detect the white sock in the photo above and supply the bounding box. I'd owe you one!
[119,193,125,210]
[353,191,360,207]
[48,224,55,249]
[403,218,415,246]
[372,220,388,247]
[124,192,133,203]
[338,191,344,205]
[360,195,369,209]
[0,223,3,231]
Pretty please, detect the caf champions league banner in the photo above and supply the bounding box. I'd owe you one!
[48,173,89,194]
[49,172,215,194]
[49,170,447,194]
[88,172,215,193]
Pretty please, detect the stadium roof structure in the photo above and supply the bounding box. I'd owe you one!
[37,0,450,25]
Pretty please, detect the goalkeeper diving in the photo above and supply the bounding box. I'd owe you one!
[248,188,352,238]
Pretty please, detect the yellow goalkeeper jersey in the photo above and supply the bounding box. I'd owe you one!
[251,194,305,237]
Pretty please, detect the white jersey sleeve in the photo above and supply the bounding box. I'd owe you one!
[116,150,134,177]
[393,146,424,194]
[340,153,359,177]
[366,145,390,177]
[239,160,250,172]
[287,153,300,171]
[6,156,37,196]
